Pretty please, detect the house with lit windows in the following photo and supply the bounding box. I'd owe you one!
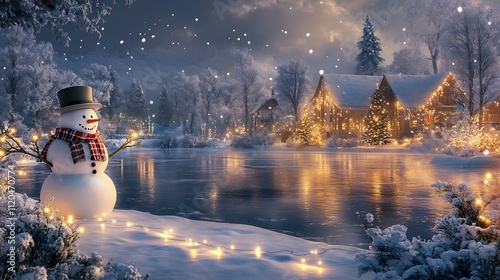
[251,97,278,132]
[311,72,461,139]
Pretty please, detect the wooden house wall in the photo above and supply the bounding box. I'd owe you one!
[311,74,461,140]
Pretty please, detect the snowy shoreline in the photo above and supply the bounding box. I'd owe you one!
[76,210,374,279]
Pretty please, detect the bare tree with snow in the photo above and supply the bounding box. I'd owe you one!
[0,0,136,46]
[232,49,261,135]
[274,60,310,123]
[387,47,431,75]
[442,3,500,127]
[403,0,458,74]
[199,68,222,131]
[170,71,200,134]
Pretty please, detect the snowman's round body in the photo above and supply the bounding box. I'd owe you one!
[40,108,116,219]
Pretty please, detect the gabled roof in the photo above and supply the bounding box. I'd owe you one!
[318,74,381,109]
[312,73,450,109]
[383,73,447,108]
[251,98,278,114]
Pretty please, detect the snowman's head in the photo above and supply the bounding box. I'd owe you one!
[59,108,100,134]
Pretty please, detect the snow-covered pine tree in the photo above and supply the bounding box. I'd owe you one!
[355,15,385,76]
[362,87,391,145]
[126,80,148,132]
[108,67,126,125]
[156,84,173,126]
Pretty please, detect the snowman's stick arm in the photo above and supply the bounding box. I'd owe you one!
[108,133,140,158]
[1,133,53,167]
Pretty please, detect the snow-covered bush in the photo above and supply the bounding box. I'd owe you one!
[439,118,500,157]
[357,181,500,279]
[0,180,145,279]
[161,134,207,148]
[230,131,279,149]
[326,135,360,148]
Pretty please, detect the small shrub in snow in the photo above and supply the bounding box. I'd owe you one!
[161,134,207,148]
[230,131,278,149]
[439,118,500,157]
[0,182,145,279]
[326,136,360,148]
[356,181,500,280]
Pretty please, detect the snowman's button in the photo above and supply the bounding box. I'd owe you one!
[90,156,95,160]
[91,162,96,167]
[92,170,97,174]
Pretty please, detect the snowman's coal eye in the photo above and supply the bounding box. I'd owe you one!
[90,115,94,118]
[82,115,86,119]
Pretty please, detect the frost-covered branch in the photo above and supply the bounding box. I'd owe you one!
[0,0,136,46]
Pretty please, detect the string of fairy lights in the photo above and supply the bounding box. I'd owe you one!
[65,215,332,274]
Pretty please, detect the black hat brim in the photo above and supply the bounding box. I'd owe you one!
[54,103,102,115]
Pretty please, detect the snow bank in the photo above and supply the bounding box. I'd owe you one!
[430,154,500,169]
[77,210,373,280]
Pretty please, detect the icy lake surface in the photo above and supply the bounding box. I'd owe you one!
[15,148,497,248]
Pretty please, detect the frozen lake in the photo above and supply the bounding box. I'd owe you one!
[15,148,497,248]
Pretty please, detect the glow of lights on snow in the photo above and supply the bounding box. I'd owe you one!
[457,6,463,13]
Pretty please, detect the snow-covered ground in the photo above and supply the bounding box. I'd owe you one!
[76,210,373,280]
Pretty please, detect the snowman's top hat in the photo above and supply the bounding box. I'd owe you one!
[54,86,102,115]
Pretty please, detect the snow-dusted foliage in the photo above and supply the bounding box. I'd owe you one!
[0,0,135,46]
[230,129,278,149]
[355,15,384,76]
[161,134,208,148]
[438,118,499,157]
[356,181,500,279]
[0,27,115,133]
[326,135,360,148]
[0,181,145,279]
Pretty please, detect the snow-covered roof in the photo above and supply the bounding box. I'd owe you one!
[384,73,447,108]
[251,98,278,114]
[317,73,448,109]
[322,74,381,109]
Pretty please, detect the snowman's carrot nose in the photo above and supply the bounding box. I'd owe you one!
[87,119,101,124]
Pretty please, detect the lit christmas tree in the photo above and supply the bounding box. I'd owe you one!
[362,88,391,145]
[355,15,384,75]
[296,109,324,146]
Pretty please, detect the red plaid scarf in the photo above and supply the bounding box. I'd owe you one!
[42,128,107,164]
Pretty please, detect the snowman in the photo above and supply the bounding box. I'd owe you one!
[40,86,116,219]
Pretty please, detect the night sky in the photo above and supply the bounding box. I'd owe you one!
[40,0,499,92]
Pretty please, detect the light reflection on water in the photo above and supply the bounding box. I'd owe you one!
[14,148,498,248]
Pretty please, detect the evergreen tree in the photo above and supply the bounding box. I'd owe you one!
[126,80,148,132]
[156,84,173,126]
[355,15,385,75]
[108,67,126,124]
[362,88,391,145]
[296,109,323,146]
